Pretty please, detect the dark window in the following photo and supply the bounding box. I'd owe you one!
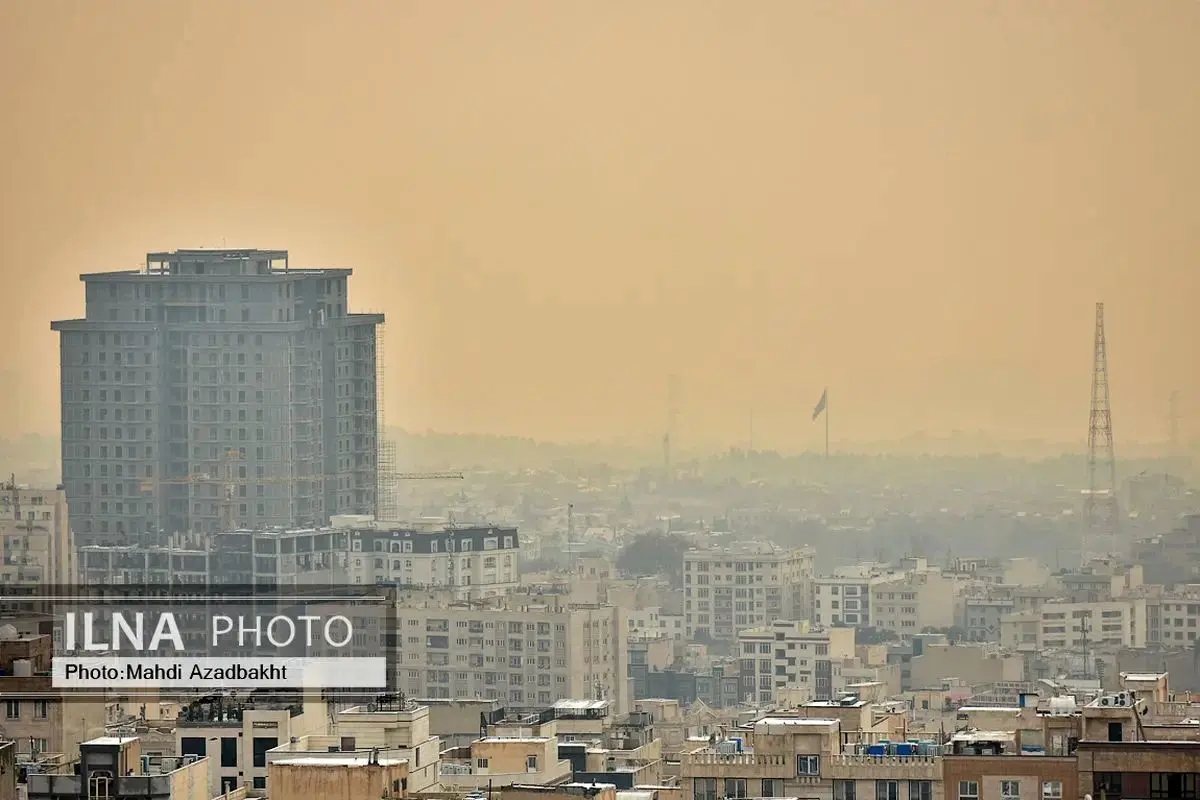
[220,737,238,768]
[1095,772,1122,800]
[220,777,237,795]
[252,777,267,790]
[833,780,856,800]
[908,781,932,800]
[875,781,898,800]
[179,737,206,757]
[762,779,783,798]
[1107,721,1123,741]
[1151,773,1198,799]
[251,737,277,768]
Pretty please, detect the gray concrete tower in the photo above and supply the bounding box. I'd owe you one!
[52,248,383,546]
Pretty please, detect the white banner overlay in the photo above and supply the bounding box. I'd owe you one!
[52,657,388,689]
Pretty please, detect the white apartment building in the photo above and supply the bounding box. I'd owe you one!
[683,543,816,642]
[999,598,1148,651]
[625,607,684,640]
[736,620,856,704]
[1148,592,1200,647]
[394,593,631,713]
[333,516,522,597]
[0,481,73,586]
[812,565,897,628]
[870,567,959,634]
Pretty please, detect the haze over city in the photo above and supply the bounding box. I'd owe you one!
[2,0,1199,452]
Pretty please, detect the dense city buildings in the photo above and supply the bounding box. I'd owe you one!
[52,248,383,546]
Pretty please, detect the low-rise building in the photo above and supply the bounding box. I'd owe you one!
[331,695,442,792]
[266,736,410,800]
[0,633,108,760]
[26,736,212,800]
[175,693,326,797]
[440,712,573,790]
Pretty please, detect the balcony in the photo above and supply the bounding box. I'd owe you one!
[681,750,794,779]
[823,754,941,780]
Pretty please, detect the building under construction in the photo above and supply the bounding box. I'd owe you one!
[52,248,384,546]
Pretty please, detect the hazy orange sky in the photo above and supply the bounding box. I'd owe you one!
[1,1,1198,451]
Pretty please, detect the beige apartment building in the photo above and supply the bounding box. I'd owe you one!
[683,543,816,643]
[999,598,1148,652]
[330,698,443,791]
[736,620,856,704]
[870,567,959,634]
[395,593,630,713]
[0,481,73,587]
[0,634,107,761]
[267,737,411,800]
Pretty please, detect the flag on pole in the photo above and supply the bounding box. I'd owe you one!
[812,389,827,421]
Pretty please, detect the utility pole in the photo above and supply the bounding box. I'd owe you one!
[1083,303,1119,564]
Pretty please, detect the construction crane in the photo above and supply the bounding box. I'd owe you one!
[140,453,463,531]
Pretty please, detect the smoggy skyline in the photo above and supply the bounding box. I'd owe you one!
[1,1,1198,451]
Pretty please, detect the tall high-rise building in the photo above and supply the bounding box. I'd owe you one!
[52,248,384,545]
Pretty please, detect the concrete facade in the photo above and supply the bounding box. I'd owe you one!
[52,248,383,544]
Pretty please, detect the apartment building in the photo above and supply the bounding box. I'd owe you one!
[0,633,108,760]
[26,737,213,800]
[999,598,1148,652]
[683,543,816,643]
[813,566,896,628]
[736,620,856,703]
[52,248,383,544]
[339,519,521,595]
[1148,592,1200,648]
[394,594,630,713]
[267,736,410,800]
[330,698,443,791]
[870,568,958,634]
[78,522,520,596]
[175,694,327,797]
[959,597,1016,643]
[0,481,73,587]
